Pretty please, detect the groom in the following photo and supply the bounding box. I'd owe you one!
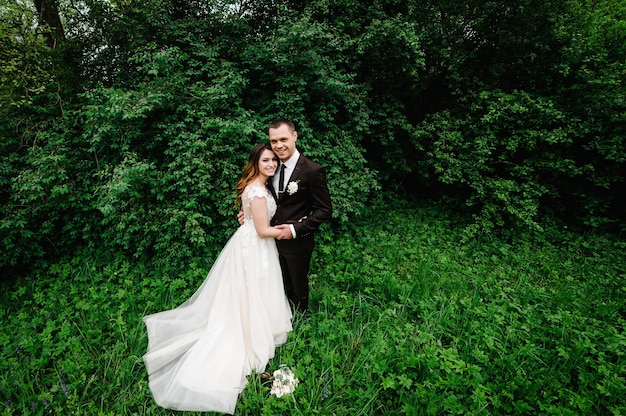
[267,118,332,313]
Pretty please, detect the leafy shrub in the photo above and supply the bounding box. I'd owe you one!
[2,0,625,273]
[1,7,378,272]
[414,89,577,235]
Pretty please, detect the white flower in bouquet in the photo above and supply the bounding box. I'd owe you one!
[270,365,299,398]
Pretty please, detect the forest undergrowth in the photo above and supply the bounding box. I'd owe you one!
[1,200,625,415]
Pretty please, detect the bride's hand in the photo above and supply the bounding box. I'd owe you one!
[237,210,244,225]
[275,224,293,240]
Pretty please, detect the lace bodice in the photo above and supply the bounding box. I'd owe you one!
[242,185,276,224]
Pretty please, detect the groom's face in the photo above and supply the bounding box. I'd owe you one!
[269,124,297,162]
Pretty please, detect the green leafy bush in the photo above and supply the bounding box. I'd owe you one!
[1,5,378,272]
[414,90,577,235]
[2,0,625,273]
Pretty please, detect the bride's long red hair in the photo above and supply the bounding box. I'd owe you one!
[236,143,273,207]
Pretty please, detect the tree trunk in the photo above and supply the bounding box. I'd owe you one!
[34,0,65,48]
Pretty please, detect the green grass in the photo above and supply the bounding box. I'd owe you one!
[2,199,625,415]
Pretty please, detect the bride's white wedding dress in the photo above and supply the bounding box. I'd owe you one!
[143,185,293,414]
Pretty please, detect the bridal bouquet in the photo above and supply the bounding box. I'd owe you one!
[269,365,299,397]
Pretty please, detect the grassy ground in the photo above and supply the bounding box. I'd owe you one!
[1,199,625,415]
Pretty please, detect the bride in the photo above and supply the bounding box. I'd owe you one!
[142,143,293,414]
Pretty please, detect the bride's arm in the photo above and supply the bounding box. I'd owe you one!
[250,197,281,238]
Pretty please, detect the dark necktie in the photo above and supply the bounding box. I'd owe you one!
[278,163,286,195]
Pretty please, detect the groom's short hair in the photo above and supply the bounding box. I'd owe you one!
[269,118,295,132]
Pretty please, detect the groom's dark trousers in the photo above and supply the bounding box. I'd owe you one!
[276,235,315,312]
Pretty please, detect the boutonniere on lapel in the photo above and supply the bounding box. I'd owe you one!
[286,180,300,195]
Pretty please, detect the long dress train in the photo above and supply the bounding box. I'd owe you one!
[142,185,292,413]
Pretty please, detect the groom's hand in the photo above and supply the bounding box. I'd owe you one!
[237,210,244,225]
[275,224,293,240]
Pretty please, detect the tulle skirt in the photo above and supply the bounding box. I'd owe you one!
[143,223,292,413]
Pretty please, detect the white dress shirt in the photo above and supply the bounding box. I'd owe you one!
[273,149,300,238]
[273,149,300,193]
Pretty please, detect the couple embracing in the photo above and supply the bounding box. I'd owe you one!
[142,118,332,413]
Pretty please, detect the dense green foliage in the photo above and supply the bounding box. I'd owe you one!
[1,200,624,414]
[2,2,624,414]
[1,0,625,272]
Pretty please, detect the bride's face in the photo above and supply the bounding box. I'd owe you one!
[258,149,278,179]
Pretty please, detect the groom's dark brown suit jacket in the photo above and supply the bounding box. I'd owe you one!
[268,154,332,237]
